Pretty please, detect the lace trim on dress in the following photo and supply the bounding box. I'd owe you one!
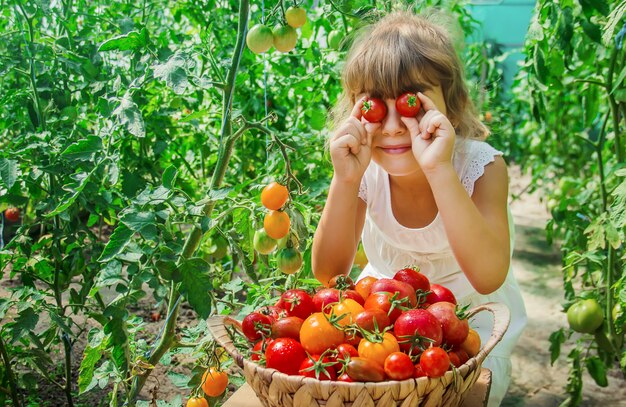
[358,177,368,202]
[461,144,503,196]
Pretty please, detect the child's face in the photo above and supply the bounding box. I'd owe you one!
[365,86,447,176]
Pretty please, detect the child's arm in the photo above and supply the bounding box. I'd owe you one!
[406,93,510,294]
[312,98,379,286]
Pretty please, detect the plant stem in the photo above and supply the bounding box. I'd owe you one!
[0,334,21,407]
[607,47,623,162]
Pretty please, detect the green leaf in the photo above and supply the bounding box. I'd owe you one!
[78,344,103,394]
[179,258,213,319]
[581,19,602,44]
[153,52,189,94]
[120,211,157,240]
[98,28,149,52]
[0,158,18,189]
[61,136,103,161]
[98,224,134,262]
[585,356,608,387]
[47,163,101,217]
[166,371,191,389]
[113,94,145,138]
[162,165,178,189]
[548,328,566,364]
[579,0,610,17]
[533,44,548,85]
[11,307,38,343]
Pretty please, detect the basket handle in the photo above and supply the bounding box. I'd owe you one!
[207,316,246,368]
[466,301,511,365]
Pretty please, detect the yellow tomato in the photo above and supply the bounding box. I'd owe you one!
[331,299,364,327]
[358,332,400,368]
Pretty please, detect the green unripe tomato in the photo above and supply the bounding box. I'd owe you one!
[207,235,229,260]
[247,24,273,54]
[285,7,306,28]
[276,247,303,274]
[276,234,290,249]
[253,228,277,255]
[273,25,297,53]
[567,298,604,334]
[328,30,343,50]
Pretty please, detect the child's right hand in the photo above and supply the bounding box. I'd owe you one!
[330,98,381,183]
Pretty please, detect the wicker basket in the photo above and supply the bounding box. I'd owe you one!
[207,302,510,407]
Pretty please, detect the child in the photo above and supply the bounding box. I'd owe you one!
[311,10,527,406]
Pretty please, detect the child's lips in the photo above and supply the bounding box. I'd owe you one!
[380,145,411,154]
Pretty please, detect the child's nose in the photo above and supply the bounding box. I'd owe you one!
[381,99,406,137]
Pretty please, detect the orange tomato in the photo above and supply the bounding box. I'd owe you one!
[331,299,364,327]
[263,210,290,239]
[300,312,345,354]
[261,182,289,210]
[460,328,481,358]
[358,332,400,368]
[186,396,208,407]
[201,367,228,397]
[355,276,377,302]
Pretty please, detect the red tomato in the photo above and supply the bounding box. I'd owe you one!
[265,338,306,375]
[355,276,377,301]
[346,357,386,382]
[451,349,469,365]
[251,338,274,362]
[426,284,457,304]
[300,312,345,354]
[393,267,430,293]
[341,289,365,306]
[414,363,427,378]
[299,354,337,380]
[257,305,287,321]
[312,288,341,313]
[370,278,417,308]
[278,289,315,320]
[395,92,421,117]
[364,292,403,323]
[328,274,355,290]
[242,312,272,342]
[427,302,469,347]
[361,97,387,122]
[393,309,443,352]
[271,316,303,340]
[383,352,415,380]
[337,372,354,382]
[448,351,461,368]
[354,309,391,332]
[4,207,19,223]
[420,347,450,378]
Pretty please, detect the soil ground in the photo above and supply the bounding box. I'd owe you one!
[2,165,626,406]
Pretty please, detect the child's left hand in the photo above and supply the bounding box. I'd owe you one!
[400,92,456,174]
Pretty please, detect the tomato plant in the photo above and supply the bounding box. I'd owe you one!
[3,207,19,222]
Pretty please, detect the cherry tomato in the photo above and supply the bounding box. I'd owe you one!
[261,182,289,210]
[328,275,355,290]
[354,309,391,332]
[459,328,481,358]
[285,6,306,28]
[425,284,457,304]
[448,351,461,368]
[427,302,469,346]
[364,292,403,322]
[332,343,359,371]
[201,367,228,397]
[393,309,443,352]
[346,357,386,382]
[331,299,364,327]
[300,312,345,354]
[271,316,303,340]
[186,396,208,407]
[370,278,417,308]
[265,338,307,375]
[253,228,277,254]
[358,332,400,368]
[312,288,341,313]
[393,267,430,293]
[361,98,387,122]
[395,92,421,117]
[414,363,427,378]
[4,207,19,223]
[256,305,286,321]
[298,354,336,380]
[246,24,273,54]
[420,347,450,378]
[276,247,303,274]
[337,372,354,382]
[383,352,415,380]
[273,25,297,53]
[264,210,290,239]
[341,289,365,306]
[251,338,274,362]
[355,276,378,301]
[567,298,604,334]
[242,312,273,342]
[277,289,315,320]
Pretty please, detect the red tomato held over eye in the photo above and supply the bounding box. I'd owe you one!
[265,338,307,375]
[393,309,443,352]
[312,288,341,313]
[370,278,417,308]
[278,289,315,320]
[393,267,430,293]
[4,207,19,223]
[271,316,304,340]
[383,352,415,380]
[427,302,469,347]
[242,312,273,342]
[420,347,450,378]
[395,92,422,117]
[426,284,457,305]
[299,354,337,380]
[361,98,387,122]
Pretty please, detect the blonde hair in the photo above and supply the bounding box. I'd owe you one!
[332,10,488,140]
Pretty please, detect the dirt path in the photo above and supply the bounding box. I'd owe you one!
[504,166,626,406]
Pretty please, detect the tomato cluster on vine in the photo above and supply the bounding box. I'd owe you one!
[239,267,481,382]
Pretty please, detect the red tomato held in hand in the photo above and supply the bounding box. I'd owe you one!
[361,98,387,122]
[420,347,450,378]
[265,338,307,375]
[4,207,19,223]
[384,352,415,380]
[395,92,421,117]
[242,312,273,342]
[427,302,469,347]
[278,289,315,320]
[426,284,457,305]
[393,309,443,352]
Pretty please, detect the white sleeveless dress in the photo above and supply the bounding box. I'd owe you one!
[357,137,527,406]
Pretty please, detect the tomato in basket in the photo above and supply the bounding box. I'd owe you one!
[427,301,469,347]
[265,337,306,375]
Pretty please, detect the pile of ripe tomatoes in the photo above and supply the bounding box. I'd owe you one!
[240,268,481,382]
